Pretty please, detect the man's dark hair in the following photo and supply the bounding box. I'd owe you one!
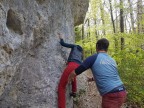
[96,38,109,51]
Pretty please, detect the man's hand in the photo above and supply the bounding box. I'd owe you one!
[87,76,94,82]
[68,71,77,83]
[58,33,63,39]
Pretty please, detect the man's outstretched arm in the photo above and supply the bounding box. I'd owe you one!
[68,54,97,83]
[58,33,75,48]
[60,39,76,48]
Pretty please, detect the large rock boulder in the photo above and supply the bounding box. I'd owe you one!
[0,0,89,107]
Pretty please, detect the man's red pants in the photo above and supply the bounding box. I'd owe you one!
[58,62,79,108]
[102,90,127,108]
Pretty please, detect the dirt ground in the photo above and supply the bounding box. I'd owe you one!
[74,70,102,108]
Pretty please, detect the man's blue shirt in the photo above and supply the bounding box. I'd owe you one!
[75,52,123,95]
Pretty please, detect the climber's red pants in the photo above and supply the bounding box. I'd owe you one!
[102,90,127,108]
[58,62,80,108]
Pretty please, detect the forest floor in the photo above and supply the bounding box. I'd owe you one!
[74,70,101,108]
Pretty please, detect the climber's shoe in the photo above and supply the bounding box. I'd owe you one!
[70,92,77,98]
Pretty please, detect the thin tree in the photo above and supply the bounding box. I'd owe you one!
[137,0,144,34]
[108,0,116,33]
[128,0,135,32]
[81,24,85,58]
[94,19,99,40]
[108,0,119,51]
[115,0,119,33]
[100,0,106,35]
[120,0,125,50]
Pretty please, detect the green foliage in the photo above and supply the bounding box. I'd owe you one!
[75,0,144,106]
[75,29,144,106]
[112,48,144,107]
[73,89,86,105]
[75,25,82,41]
[110,34,144,107]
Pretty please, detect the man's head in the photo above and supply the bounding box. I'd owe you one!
[96,38,109,52]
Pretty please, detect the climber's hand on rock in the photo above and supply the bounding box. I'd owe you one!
[68,71,77,83]
[58,33,63,39]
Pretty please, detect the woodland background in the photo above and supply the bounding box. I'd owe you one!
[75,0,144,107]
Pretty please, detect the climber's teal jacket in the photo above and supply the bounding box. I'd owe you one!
[60,39,83,64]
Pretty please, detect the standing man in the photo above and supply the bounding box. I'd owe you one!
[58,33,83,108]
[68,38,127,108]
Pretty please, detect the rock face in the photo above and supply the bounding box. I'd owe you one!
[0,0,89,108]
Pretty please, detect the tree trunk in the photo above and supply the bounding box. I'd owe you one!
[87,19,93,54]
[109,0,116,33]
[115,2,119,33]
[100,1,106,35]
[120,0,125,50]
[137,0,144,34]
[94,19,98,40]
[128,0,135,32]
[81,24,85,58]
[82,24,84,41]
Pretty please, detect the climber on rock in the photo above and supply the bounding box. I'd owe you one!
[57,33,83,108]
